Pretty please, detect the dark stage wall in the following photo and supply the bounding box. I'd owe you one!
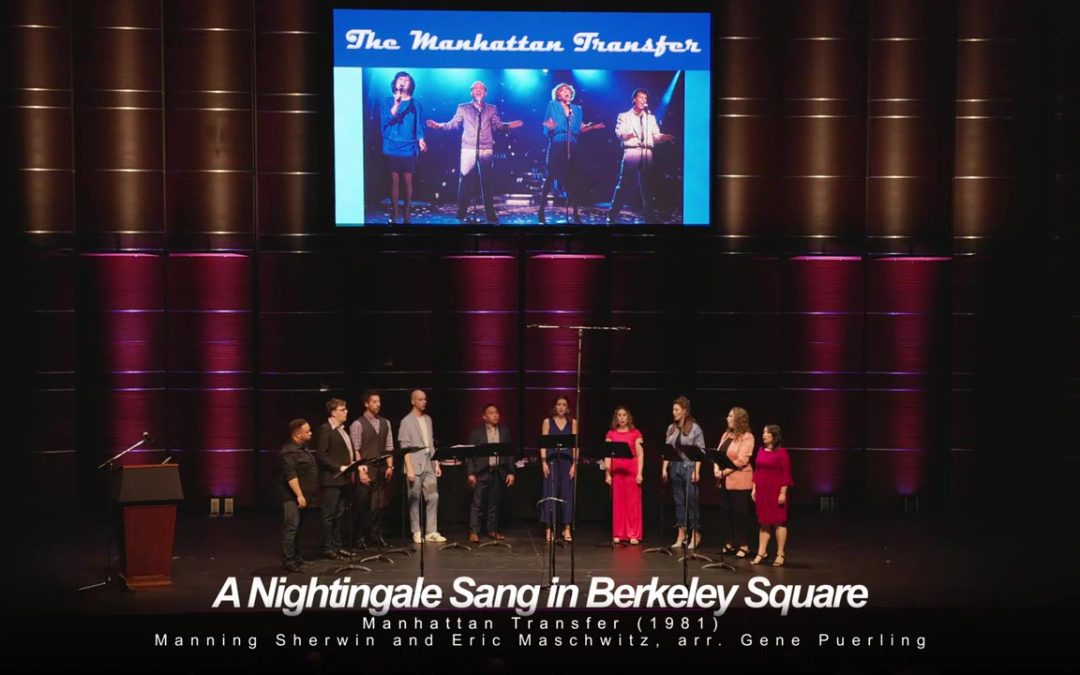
[11,1,1076,512]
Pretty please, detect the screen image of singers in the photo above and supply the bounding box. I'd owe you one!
[358,68,686,226]
[333,9,712,227]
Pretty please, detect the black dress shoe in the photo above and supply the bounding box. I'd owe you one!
[354,539,368,551]
[374,537,389,548]
[538,208,546,224]
[323,550,342,560]
[283,562,301,573]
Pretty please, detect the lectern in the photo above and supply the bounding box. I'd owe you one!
[111,464,184,590]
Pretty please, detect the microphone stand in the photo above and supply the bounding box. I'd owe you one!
[641,107,651,224]
[565,107,572,224]
[474,104,485,224]
[527,322,631,584]
[79,433,151,591]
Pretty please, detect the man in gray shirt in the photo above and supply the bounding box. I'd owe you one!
[426,81,523,224]
[398,389,444,543]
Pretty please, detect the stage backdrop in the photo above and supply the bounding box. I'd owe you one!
[11,0,1075,515]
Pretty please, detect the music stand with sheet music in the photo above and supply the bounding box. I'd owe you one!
[332,452,407,572]
[588,440,636,549]
[537,433,576,587]
[661,442,714,585]
[442,442,517,550]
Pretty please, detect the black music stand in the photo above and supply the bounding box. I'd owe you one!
[399,443,437,577]
[663,442,714,585]
[701,448,739,572]
[333,452,405,572]
[537,433,576,587]
[588,440,636,549]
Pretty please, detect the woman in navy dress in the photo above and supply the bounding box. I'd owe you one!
[539,395,577,542]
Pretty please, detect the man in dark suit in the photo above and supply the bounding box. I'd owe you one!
[465,403,516,542]
[313,398,354,559]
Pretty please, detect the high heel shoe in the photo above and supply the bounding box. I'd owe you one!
[670,538,685,549]
[562,527,573,543]
[772,554,786,567]
[545,528,552,543]
[687,534,701,550]
[750,552,768,565]
[735,546,750,558]
[538,207,546,224]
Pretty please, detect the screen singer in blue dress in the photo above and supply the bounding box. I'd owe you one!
[380,71,427,224]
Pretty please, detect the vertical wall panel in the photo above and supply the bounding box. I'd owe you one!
[435,256,520,448]
[778,0,867,240]
[256,251,348,504]
[8,1,74,235]
[166,254,254,503]
[953,0,1028,241]
[716,1,780,236]
[255,0,328,234]
[72,1,163,240]
[26,251,78,504]
[78,254,167,487]
[867,0,955,247]
[864,258,949,504]
[782,257,864,499]
[164,0,253,241]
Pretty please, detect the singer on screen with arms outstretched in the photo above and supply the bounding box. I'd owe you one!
[538,83,605,224]
[381,71,427,224]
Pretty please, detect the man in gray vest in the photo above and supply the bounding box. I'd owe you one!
[398,389,444,543]
[348,390,395,549]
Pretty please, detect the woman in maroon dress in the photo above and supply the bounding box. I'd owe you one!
[750,424,792,567]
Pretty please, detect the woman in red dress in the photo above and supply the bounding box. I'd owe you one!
[604,406,644,545]
[750,424,793,567]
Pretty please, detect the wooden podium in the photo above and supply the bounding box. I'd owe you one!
[110,464,184,590]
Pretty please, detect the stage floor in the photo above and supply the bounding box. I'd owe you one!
[361,200,683,225]
[7,506,1075,672]
[16,507,1066,616]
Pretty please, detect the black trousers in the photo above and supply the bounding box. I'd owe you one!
[723,488,755,548]
[321,485,347,553]
[351,473,389,544]
[282,499,312,563]
[540,143,579,212]
[469,472,505,534]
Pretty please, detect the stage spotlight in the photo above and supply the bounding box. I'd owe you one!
[505,69,541,93]
[571,69,609,87]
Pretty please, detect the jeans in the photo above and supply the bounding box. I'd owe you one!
[670,461,700,531]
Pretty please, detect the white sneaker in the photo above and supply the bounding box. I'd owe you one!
[425,532,446,543]
[412,532,423,544]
